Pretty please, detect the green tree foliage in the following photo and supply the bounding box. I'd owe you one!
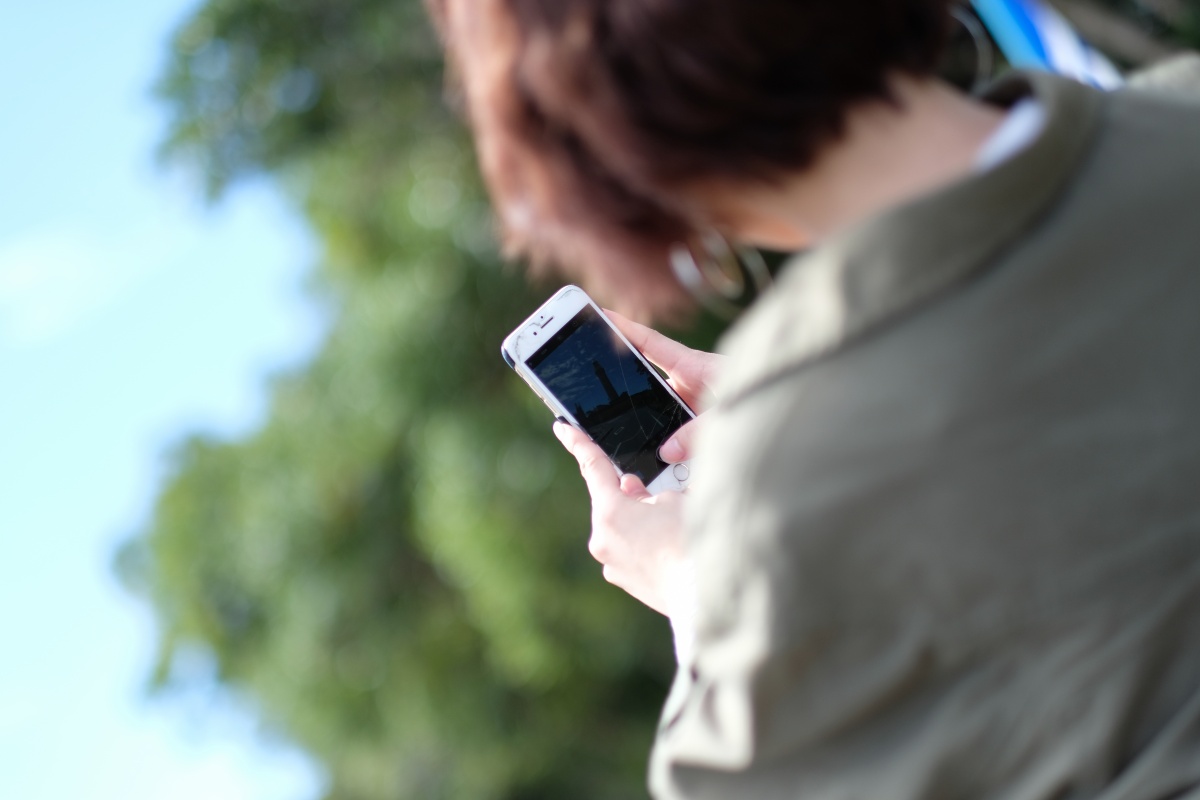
[119,1,702,798]
[119,1,1197,799]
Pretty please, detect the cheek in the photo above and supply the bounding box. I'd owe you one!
[684,183,811,252]
[730,217,810,252]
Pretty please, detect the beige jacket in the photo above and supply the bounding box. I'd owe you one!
[651,72,1200,799]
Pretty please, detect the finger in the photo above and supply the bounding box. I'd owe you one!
[620,473,652,500]
[603,309,696,379]
[658,417,701,463]
[553,421,621,500]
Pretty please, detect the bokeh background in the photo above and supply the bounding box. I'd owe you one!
[2,1,1196,799]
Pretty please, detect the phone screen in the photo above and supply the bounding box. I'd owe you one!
[527,306,689,484]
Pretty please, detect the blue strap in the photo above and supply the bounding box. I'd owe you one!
[970,0,1124,87]
[971,0,1050,68]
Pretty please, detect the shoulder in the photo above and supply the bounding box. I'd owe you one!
[717,72,1200,408]
[1127,52,1200,96]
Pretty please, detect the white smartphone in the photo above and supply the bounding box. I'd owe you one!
[502,285,696,495]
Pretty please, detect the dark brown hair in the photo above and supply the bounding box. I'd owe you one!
[429,0,954,316]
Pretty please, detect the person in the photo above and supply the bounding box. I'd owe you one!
[427,1,1200,797]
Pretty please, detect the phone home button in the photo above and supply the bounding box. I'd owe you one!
[672,463,690,482]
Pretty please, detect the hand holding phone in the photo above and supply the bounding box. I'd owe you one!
[552,419,690,618]
[502,286,699,494]
[504,286,724,619]
[599,309,724,464]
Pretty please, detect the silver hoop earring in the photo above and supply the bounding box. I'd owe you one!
[948,4,995,92]
[669,230,773,320]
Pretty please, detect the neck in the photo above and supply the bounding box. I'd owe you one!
[727,76,1007,249]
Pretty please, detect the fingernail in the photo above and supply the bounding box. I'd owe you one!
[658,438,684,463]
[552,420,568,442]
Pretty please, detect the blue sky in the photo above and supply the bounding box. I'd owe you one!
[0,1,326,797]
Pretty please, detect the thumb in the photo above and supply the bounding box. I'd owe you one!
[658,417,701,464]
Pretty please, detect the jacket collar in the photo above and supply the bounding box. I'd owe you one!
[716,72,1106,405]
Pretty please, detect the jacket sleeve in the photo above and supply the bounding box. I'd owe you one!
[648,357,960,800]
[646,325,1200,800]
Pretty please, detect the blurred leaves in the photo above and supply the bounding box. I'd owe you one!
[157,0,445,198]
[125,0,695,797]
